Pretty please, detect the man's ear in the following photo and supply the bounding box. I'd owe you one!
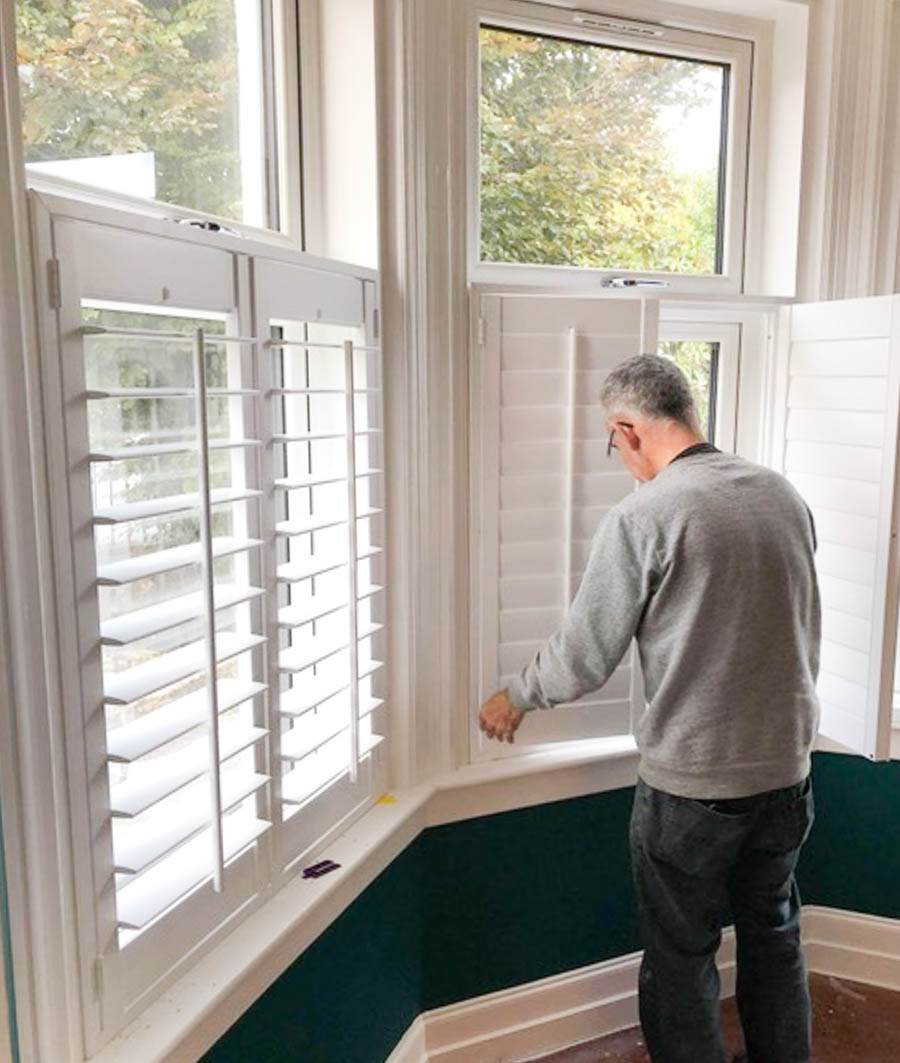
[619,423,641,451]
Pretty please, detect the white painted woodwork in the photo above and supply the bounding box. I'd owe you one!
[32,200,383,1051]
[386,906,900,1063]
[115,818,271,931]
[471,293,656,758]
[779,294,900,758]
[252,252,388,876]
[786,409,884,448]
[106,679,266,761]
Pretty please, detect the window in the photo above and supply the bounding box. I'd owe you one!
[16,0,290,231]
[33,200,384,1051]
[472,2,752,289]
[658,318,741,451]
[658,340,720,440]
[470,290,759,759]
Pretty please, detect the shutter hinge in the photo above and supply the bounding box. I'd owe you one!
[47,258,61,310]
[477,316,486,346]
[373,307,380,341]
[92,956,104,1001]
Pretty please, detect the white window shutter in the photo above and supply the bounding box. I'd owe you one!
[253,257,387,866]
[471,292,658,758]
[37,206,385,1048]
[778,295,900,759]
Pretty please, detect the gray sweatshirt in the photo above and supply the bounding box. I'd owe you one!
[508,450,821,799]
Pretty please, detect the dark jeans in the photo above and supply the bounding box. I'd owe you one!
[629,776,814,1063]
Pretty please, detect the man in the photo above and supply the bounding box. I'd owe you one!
[478,354,820,1063]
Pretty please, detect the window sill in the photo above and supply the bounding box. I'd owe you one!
[88,736,639,1063]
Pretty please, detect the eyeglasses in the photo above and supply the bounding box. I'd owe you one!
[606,422,633,457]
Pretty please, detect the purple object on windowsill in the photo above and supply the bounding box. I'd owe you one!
[302,859,341,879]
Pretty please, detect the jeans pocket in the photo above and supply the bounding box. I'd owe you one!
[756,777,814,856]
[636,782,751,877]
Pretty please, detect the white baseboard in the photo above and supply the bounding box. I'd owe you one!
[804,905,900,992]
[424,951,642,1063]
[387,906,900,1063]
[387,1017,428,1063]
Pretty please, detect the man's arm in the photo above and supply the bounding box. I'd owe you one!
[507,506,657,712]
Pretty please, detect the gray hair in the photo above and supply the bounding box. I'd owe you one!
[599,353,697,428]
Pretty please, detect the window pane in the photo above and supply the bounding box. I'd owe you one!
[479,26,726,273]
[658,340,719,441]
[16,0,268,226]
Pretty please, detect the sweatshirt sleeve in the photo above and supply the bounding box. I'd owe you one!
[507,506,658,711]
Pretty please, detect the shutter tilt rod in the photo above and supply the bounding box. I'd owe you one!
[266,338,379,353]
[193,327,226,892]
[81,324,258,344]
[563,327,578,609]
[343,339,361,783]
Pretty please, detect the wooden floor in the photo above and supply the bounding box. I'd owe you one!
[529,973,900,1062]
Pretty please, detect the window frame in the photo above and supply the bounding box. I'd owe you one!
[657,320,741,451]
[467,0,754,294]
[658,300,780,464]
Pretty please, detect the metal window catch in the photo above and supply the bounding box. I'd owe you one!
[174,217,241,237]
[603,277,671,288]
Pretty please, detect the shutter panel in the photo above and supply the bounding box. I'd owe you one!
[253,258,387,864]
[472,293,657,757]
[44,220,276,1032]
[76,313,270,938]
[39,206,384,1046]
[779,295,900,758]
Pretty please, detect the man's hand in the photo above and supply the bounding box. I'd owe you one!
[478,689,525,744]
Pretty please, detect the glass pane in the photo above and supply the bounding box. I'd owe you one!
[16,0,268,226]
[658,340,719,441]
[480,26,726,273]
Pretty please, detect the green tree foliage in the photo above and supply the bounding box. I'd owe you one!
[480,28,721,273]
[658,340,717,436]
[16,0,242,219]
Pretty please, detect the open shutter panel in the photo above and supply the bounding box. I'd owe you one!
[253,258,387,865]
[41,217,280,1035]
[780,295,900,759]
[80,316,271,933]
[473,293,657,757]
